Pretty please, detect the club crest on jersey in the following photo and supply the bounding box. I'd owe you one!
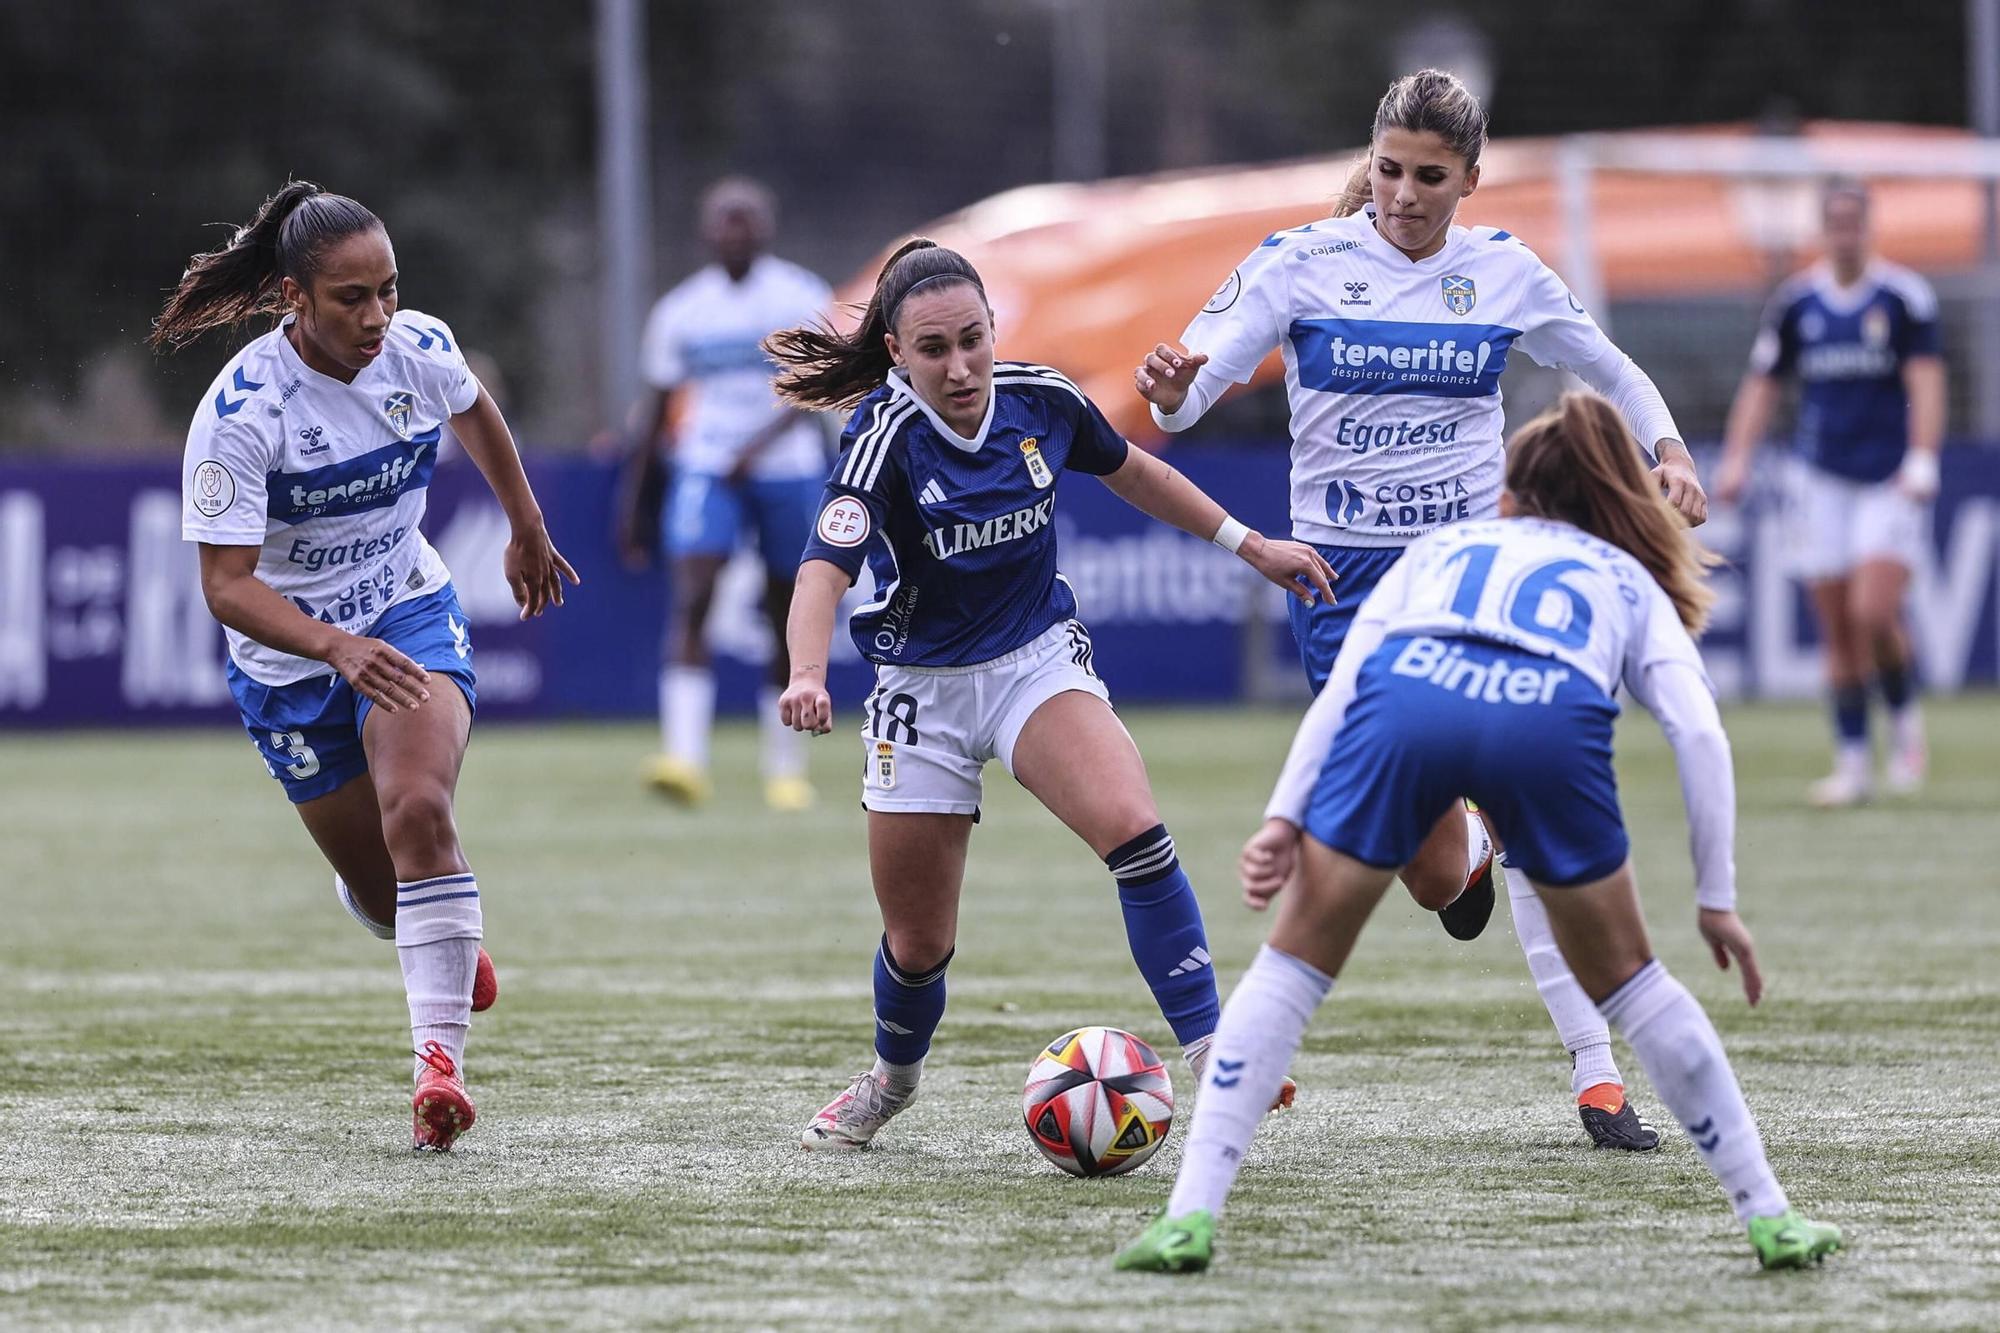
[874,741,896,790]
[1862,306,1891,347]
[1440,275,1477,316]
[1020,437,1054,489]
[381,391,416,440]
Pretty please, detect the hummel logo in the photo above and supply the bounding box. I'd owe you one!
[1212,1057,1245,1089]
[297,425,329,456]
[1340,280,1372,308]
[447,614,470,661]
[1166,946,1211,977]
[1687,1115,1721,1152]
[919,478,949,507]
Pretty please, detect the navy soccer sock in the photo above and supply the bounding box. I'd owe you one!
[1831,684,1870,748]
[1107,824,1221,1046]
[872,936,951,1070]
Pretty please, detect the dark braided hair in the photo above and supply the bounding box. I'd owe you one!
[764,238,987,411]
[150,181,382,351]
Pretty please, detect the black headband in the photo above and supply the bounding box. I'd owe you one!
[885,270,980,329]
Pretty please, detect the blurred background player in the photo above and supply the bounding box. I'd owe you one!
[617,178,833,811]
[156,181,577,1151]
[1117,394,1841,1276]
[768,240,1334,1151]
[1136,68,1701,1150]
[1716,180,1946,808]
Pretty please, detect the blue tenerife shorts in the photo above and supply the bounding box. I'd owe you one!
[663,470,821,570]
[227,585,478,805]
[1304,634,1630,888]
[1286,544,1411,694]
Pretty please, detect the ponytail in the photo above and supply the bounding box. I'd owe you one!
[765,237,987,411]
[1505,392,1720,633]
[150,181,381,352]
[1331,158,1371,219]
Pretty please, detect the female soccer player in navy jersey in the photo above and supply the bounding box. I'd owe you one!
[154,181,578,1151]
[1716,180,1945,807]
[1135,68,1705,1150]
[765,239,1336,1151]
[1116,394,1841,1275]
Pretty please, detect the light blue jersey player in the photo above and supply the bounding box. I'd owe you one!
[618,178,833,811]
[1718,180,1946,807]
[1117,393,1843,1277]
[157,182,576,1152]
[1137,69,1703,1148]
[766,239,1334,1153]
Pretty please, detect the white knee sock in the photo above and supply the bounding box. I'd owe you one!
[1505,865,1622,1095]
[1463,808,1492,884]
[660,665,715,768]
[759,684,806,781]
[1166,945,1330,1220]
[396,873,483,1082]
[1599,959,1789,1221]
[334,874,396,941]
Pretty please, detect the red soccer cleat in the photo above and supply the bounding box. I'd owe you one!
[411,1041,477,1152]
[471,948,498,1013]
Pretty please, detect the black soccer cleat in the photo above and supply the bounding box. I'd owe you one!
[1437,853,1496,941]
[1578,1085,1662,1151]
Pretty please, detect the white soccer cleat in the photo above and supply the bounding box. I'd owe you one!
[1807,767,1872,809]
[801,1069,916,1151]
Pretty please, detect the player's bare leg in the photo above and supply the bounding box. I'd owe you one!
[803,811,972,1150]
[760,567,814,811]
[1852,557,1923,794]
[650,552,727,804]
[297,774,497,1006]
[1013,691,1288,1107]
[1807,576,1873,807]
[363,682,483,1150]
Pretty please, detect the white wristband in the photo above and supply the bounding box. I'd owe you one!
[1213,516,1251,554]
[1898,450,1940,497]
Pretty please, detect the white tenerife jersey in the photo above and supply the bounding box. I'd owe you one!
[640,254,833,479]
[1166,209,1675,547]
[1353,515,1707,698]
[180,309,479,686]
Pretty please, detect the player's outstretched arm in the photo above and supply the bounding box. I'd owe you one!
[450,385,580,618]
[1099,448,1335,606]
[1629,656,1762,1005]
[1715,373,1781,507]
[779,560,847,735]
[196,544,433,715]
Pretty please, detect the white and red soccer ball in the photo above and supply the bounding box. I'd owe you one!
[1022,1026,1174,1177]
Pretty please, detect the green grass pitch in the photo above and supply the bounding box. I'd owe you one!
[3,698,1998,1329]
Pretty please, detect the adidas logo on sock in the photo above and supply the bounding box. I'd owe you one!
[1166,947,1212,978]
[919,478,949,507]
[877,1017,915,1035]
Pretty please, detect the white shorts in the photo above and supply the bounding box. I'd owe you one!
[1787,463,1929,581]
[860,619,1110,816]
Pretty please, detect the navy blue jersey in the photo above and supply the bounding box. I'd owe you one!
[799,361,1131,666]
[1751,261,1941,482]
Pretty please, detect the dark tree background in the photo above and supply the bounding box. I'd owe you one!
[0,0,1970,449]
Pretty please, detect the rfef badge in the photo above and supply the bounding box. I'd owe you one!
[1020,436,1054,489]
[874,741,897,790]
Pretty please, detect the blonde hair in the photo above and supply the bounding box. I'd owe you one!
[1372,68,1488,168]
[1506,393,1720,633]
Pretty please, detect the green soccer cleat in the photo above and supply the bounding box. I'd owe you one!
[1747,1210,1843,1270]
[1114,1210,1215,1273]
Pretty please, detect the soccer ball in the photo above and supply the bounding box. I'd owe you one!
[1022,1026,1174,1177]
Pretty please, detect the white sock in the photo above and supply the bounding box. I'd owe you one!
[1599,960,1789,1221]
[334,874,396,941]
[1463,808,1492,885]
[1504,865,1624,1096]
[871,1054,923,1095]
[1889,703,1923,751]
[1835,741,1871,778]
[1166,945,1330,1220]
[760,684,806,781]
[660,665,715,769]
[396,873,483,1082]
